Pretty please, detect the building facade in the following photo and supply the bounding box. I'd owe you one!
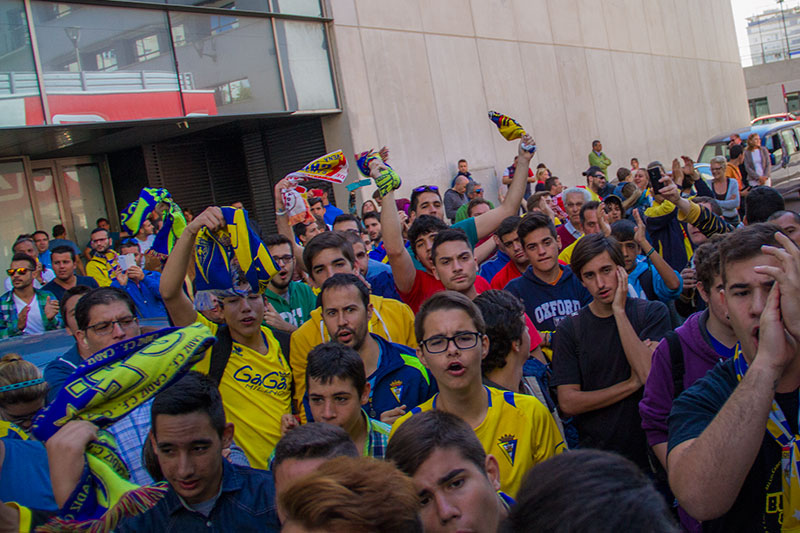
[0,0,749,287]
[746,5,800,66]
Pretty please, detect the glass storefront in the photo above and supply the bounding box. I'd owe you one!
[0,0,45,127]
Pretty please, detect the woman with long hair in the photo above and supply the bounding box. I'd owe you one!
[743,132,771,187]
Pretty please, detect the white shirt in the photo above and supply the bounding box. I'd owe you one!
[4,268,55,292]
[136,234,155,253]
[12,291,44,335]
[752,149,763,179]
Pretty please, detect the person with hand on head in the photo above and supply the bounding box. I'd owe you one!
[667,224,800,532]
[551,234,671,472]
[159,206,292,468]
[111,240,167,318]
[0,253,60,338]
[390,291,564,498]
[42,246,98,302]
[768,210,800,248]
[387,410,514,533]
[3,237,55,291]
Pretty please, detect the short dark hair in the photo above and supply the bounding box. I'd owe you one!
[768,210,800,225]
[729,144,744,159]
[431,228,471,263]
[691,196,723,216]
[272,423,358,470]
[502,450,679,533]
[579,201,600,224]
[303,231,355,274]
[59,284,93,313]
[90,227,110,238]
[362,211,380,224]
[264,233,293,248]
[496,216,521,241]
[544,176,560,192]
[332,214,361,230]
[610,219,636,243]
[745,186,785,224]
[386,410,487,477]
[293,221,310,238]
[526,192,550,213]
[570,234,624,281]
[407,215,448,251]
[616,167,631,181]
[631,157,639,163]
[466,198,490,217]
[52,244,78,259]
[719,223,783,285]
[119,240,140,253]
[319,273,370,311]
[306,342,367,396]
[151,371,226,437]
[75,287,137,330]
[96,217,109,225]
[517,212,557,242]
[308,197,323,207]
[415,290,485,343]
[693,235,725,291]
[32,230,49,240]
[52,224,66,237]
[458,158,467,164]
[473,290,525,374]
[10,253,35,270]
[410,186,442,214]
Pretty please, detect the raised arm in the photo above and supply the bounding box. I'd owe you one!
[612,267,655,383]
[273,178,307,274]
[633,210,681,291]
[160,206,225,326]
[380,188,417,294]
[473,136,535,240]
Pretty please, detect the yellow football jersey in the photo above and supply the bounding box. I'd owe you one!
[391,386,565,497]
[193,314,292,469]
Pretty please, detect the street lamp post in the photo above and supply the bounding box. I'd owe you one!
[778,0,791,60]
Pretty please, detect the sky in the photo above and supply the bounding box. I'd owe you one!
[731,0,800,65]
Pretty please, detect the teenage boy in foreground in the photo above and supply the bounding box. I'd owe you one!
[390,291,564,497]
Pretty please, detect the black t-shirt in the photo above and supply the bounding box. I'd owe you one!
[669,358,798,533]
[551,298,670,470]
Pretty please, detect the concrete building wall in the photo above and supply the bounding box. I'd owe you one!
[744,58,800,115]
[322,0,750,205]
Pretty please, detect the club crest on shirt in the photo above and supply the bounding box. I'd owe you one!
[498,434,518,466]
[390,380,403,403]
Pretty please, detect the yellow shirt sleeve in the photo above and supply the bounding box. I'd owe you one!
[191,314,219,374]
[86,260,111,287]
[530,398,567,463]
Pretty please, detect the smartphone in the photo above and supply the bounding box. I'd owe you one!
[647,167,662,192]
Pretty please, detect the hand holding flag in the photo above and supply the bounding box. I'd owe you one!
[488,111,536,153]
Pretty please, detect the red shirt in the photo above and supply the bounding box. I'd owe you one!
[490,261,523,290]
[524,313,543,351]
[398,270,491,314]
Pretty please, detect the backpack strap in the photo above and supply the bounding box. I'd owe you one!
[664,330,685,399]
[208,324,233,386]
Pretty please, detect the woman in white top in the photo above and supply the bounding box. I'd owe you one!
[743,132,771,187]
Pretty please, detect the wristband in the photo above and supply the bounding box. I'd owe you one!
[645,247,655,258]
[275,208,287,216]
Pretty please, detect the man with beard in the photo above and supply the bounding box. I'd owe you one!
[263,234,316,332]
[85,227,120,287]
[314,273,435,424]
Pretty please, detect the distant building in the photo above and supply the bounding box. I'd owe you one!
[746,5,800,66]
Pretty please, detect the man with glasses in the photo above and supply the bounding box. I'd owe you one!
[0,253,60,339]
[3,237,55,292]
[583,165,611,200]
[391,291,564,497]
[556,187,591,249]
[455,181,494,223]
[86,227,120,288]
[263,234,316,333]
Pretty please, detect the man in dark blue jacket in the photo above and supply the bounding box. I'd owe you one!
[315,273,436,425]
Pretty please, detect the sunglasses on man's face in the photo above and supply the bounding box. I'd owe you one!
[6,267,29,276]
[413,185,440,193]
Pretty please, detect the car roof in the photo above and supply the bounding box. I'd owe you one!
[753,113,796,121]
[703,121,800,144]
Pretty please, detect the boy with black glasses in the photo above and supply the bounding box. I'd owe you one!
[390,291,564,497]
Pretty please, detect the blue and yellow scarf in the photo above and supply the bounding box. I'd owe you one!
[32,324,215,532]
[121,188,187,257]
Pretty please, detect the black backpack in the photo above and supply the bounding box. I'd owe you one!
[207,324,292,386]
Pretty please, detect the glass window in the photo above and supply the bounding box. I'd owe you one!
[275,20,336,110]
[788,92,800,114]
[698,143,728,164]
[31,167,63,234]
[782,129,798,155]
[30,2,184,123]
[749,97,770,120]
[61,163,108,246]
[0,160,36,288]
[169,11,284,116]
[0,0,45,126]
[272,0,321,17]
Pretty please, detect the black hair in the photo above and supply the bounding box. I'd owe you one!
[264,233,293,248]
[50,245,77,262]
[570,234,624,281]
[768,210,800,225]
[90,227,110,238]
[502,450,679,533]
[691,196,723,216]
[431,228,471,263]
[52,224,66,237]
[496,216,521,241]
[410,186,442,214]
[59,284,93,314]
[272,422,358,470]
[306,342,367,396]
[415,290,485,343]
[362,211,380,224]
[745,186,785,224]
[10,253,35,270]
[293,221,310,238]
[308,197,323,207]
[151,371,226,437]
[729,144,744,159]
[407,215,448,251]
[96,217,109,225]
[333,213,361,229]
[319,273,370,311]
[385,410,487,477]
[32,230,49,240]
[302,231,356,274]
[610,219,636,243]
[544,176,560,192]
[693,235,725,292]
[119,240,140,252]
[517,212,557,242]
[75,287,137,330]
[719,223,784,284]
[579,201,600,224]
[467,198,490,217]
[473,290,525,374]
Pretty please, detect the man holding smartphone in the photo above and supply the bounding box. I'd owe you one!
[110,239,167,318]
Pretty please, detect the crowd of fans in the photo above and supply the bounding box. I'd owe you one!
[1,134,800,532]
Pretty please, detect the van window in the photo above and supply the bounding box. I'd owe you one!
[781,129,798,155]
[769,134,783,162]
[698,143,728,163]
